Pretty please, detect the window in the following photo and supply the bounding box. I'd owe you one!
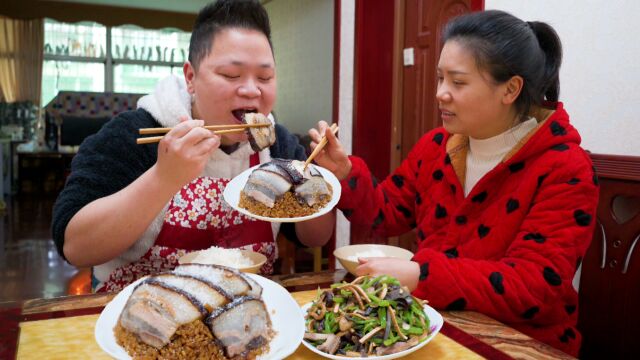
[42,19,189,106]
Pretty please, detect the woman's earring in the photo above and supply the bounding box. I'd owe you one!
[191,93,196,103]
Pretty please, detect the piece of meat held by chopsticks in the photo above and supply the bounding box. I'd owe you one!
[242,112,276,152]
[136,113,275,148]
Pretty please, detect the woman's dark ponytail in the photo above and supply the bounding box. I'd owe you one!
[442,11,564,118]
[526,21,562,102]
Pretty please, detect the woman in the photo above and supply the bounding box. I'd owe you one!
[310,10,597,356]
[52,0,334,292]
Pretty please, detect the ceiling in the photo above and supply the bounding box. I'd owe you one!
[43,0,259,14]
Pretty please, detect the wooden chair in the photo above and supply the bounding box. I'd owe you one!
[276,231,325,274]
[578,154,640,359]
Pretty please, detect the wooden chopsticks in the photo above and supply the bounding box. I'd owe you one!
[304,123,339,169]
[136,123,270,145]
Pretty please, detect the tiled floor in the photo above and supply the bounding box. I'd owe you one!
[0,194,81,302]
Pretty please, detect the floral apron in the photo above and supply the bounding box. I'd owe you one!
[96,153,275,292]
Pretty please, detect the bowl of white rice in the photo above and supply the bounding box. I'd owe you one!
[179,246,267,273]
[333,244,414,275]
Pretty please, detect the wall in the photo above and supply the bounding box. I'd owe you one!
[265,0,334,136]
[485,0,640,156]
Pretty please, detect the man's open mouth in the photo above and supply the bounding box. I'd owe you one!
[231,108,258,123]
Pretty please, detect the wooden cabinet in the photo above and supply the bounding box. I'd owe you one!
[17,151,74,194]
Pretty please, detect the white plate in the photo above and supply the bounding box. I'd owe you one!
[223,163,341,223]
[95,274,304,360]
[300,302,443,360]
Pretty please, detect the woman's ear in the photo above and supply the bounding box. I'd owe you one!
[503,75,524,105]
[184,62,196,94]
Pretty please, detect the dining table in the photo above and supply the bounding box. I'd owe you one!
[1,269,576,360]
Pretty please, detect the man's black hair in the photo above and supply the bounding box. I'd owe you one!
[189,0,273,70]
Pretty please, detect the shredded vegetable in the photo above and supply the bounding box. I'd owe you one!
[303,275,430,357]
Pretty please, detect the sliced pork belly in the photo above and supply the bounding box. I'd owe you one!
[295,175,331,206]
[150,273,232,311]
[244,182,278,208]
[243,113,275,152]
[119,281,206,348]
[173,263,258,297]
[205,296,272,358]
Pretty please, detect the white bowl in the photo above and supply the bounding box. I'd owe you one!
[334,244,414,275]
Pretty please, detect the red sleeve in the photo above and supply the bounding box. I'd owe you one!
[337,133,438,237]
[411,151,598,323]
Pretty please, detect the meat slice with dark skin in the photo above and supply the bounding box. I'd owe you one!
[205,296,273,358]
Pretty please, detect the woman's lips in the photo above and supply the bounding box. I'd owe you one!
[440,110,455,121]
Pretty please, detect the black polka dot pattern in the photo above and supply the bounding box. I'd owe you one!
[450,184,457,194]
[432,169,444,181]
[537,174,548,188]
[550,121,567,136]
[416,192,422,205]
[444,154,451,165]
[391,175,404,188]
[446,298,467,311]
[506,198,520,213]
[382,189,389,203]
[489,272,505,294]
[567,178,580,185]
[342,209,353,217]
[419,263,429,281]
[551,143,569,151]
[433,133,444,145]
[524,232,546,244]
[435,204,448,219]
[559,328,576,343]
[574,209,592,226]
[472,191,488,203]
[371,176,378,188]
[522,306,539,319]
[444,247,458,258]
[543,266,562,286]
[508,161,525,173]
[456,215,467,225]
[417,229,426,240]
[373,210,385,228]
[396,205,412,218]
[348,177,357,190]
[478,224,490,238]
[565,304,576,315]
[417,160,422,168]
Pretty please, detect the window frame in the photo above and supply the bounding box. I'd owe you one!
[43,20,186,95]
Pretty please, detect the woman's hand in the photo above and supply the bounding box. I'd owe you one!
[308,120,352,180]
[355,257,420,291]
[155,116,220,188]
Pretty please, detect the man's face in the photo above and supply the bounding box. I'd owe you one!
[185,28,276,145]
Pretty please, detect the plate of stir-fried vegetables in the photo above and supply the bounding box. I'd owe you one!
[301,275,443,359]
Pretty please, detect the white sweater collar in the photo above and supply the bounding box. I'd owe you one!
[468,117,538,158]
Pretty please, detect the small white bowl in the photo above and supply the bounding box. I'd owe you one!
[179,249,267,274]
[334,244,414,275]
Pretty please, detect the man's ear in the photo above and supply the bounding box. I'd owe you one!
[503,75,524,105]
[184,62,196,94]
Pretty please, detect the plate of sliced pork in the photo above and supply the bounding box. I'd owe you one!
[223,158,341,222]
[95,264,304,359]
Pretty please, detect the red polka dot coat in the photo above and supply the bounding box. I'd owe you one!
[337,103,598,357]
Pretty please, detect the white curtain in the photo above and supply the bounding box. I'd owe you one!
[0,16,44,104]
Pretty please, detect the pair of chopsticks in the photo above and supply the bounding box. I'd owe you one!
[304,123,339,169]
[136,123,270,145]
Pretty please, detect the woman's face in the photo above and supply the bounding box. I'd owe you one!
[436,40,515,139]
[184,28,276,145]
